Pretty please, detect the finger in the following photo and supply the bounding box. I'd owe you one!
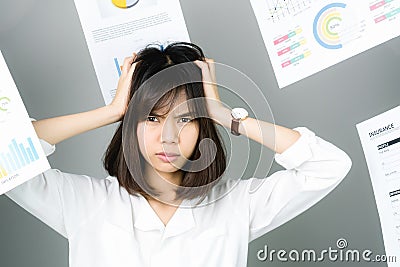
[128,61,137,77]
[194,60,211,77]
[122,56,135,76]
[203,58,220,100]
[194,60,206,69]
[205,58,216,82]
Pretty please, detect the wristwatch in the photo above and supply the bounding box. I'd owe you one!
[231,107,248,136]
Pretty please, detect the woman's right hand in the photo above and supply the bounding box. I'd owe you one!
[109,53,138,122]
[32,53,139,145]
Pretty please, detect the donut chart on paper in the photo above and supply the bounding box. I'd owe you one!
[313,3,346,49]
[0,97,11,112]
[112,0,139,9]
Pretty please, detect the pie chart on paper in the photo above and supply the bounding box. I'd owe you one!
[313,3,346,50]
[112,0,139,8]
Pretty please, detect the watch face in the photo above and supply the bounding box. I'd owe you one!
[232,108,248,120]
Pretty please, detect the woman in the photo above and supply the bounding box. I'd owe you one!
[5,42,352,267]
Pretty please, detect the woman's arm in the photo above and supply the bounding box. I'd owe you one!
[5,55,137,239]
[195,59,352,242]
[32,105,119,145]
[32,55,137,145]
[207,106,300,154]
[194,59,300,154]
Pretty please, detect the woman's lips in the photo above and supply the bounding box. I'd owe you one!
[155,152,180,163]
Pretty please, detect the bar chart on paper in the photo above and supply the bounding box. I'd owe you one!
[369,0,400,24]
[0,50,50,194]
[0,137,40,179]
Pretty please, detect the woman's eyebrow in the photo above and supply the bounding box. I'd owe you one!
[149,111,166,118]
[174,112,194,118]
[149,111,194,118]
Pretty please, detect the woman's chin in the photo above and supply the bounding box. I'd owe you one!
[151,158,186,173]
[153,164,181,174]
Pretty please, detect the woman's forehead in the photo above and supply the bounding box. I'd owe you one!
[153,89,190,115]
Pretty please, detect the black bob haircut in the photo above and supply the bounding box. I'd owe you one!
[103,42,227,203]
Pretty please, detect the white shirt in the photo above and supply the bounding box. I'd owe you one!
[5,127,352,267]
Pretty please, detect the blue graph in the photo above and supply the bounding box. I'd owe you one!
[114,58,122,77]
[0,137,39,175]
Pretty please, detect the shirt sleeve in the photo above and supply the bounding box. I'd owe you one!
[4,138,109,240]
[247,127,352,242]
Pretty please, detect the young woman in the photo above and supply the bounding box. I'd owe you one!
[5,42,352,267]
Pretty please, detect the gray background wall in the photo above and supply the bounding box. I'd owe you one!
[0,0,399,266]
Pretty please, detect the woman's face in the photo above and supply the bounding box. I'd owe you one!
[137,90,200,174]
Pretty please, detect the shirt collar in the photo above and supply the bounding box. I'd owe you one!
[132,193,203,238]
[103,180,135,234]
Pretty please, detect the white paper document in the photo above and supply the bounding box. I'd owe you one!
[73,0,191,105]
[0,51,50,195]
[249,0,400,88]
[357,105,400,264]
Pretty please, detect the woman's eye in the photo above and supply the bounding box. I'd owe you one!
[146,116,159,122]
[179,117,192,123]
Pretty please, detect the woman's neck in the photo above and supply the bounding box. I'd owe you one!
[143,164,183,203]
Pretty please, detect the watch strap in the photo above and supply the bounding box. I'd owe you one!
[231,118,240,136]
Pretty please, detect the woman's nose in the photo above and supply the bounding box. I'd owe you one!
[161,119,178,144]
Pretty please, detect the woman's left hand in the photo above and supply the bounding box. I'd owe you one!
[194,59,226,121]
